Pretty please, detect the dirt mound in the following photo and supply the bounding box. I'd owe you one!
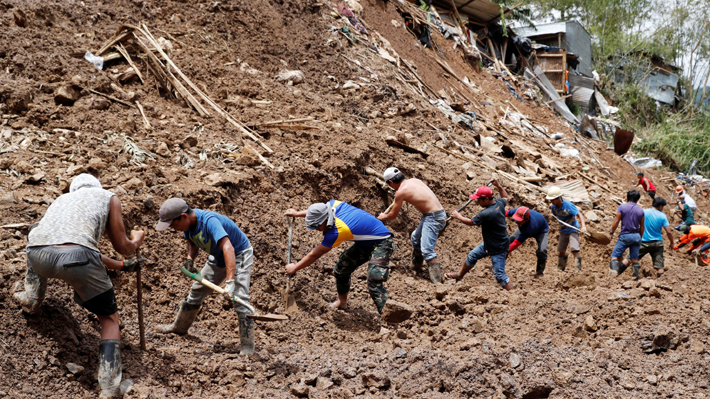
[1,0,710,398]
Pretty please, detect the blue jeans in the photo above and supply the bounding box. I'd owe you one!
[611,233,641,260]
[411,210,446,262]
[465,243,509,286]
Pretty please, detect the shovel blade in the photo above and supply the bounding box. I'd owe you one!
[586,231,611,245]
[248,313,289,322]
[284,278,298,313]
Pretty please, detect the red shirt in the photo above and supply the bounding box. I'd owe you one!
[639,176,656,191]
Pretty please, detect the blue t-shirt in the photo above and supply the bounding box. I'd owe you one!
[321,200,392,248]
[550,199,580,235]
[183,209,250,268]
[506,208,549,243]
[642,208,669,242]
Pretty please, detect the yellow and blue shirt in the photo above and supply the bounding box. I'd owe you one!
[321,200,392,248]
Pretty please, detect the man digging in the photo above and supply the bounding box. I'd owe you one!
[13,174,145,399]
[154,198,256,355]
[619,197,674,279]
[447,179,516,290]
[284,200,410,322]
[547,186,587,271]
[377,167,446,284]
[635,172,656,199]
[506,206,550,278]
[609,190,645,277]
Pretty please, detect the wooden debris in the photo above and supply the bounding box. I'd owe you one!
[135,101,151,130]
[114,43,144,84]
[250,117,314,127]
[88,89,135,108]
[385,136,428,158]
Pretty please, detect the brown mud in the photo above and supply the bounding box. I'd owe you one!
[1,0,709,398]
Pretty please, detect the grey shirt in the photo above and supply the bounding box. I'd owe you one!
[28,187,116,252]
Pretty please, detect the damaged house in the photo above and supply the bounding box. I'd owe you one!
[607,52,682,107]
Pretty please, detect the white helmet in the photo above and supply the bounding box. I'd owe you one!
[546,186,563,200]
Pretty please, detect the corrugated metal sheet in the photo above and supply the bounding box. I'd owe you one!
[569,74,594,90]
[641,72,679,105]
[564,21,593,77]
[514,22,567,38]
[434,0,504,23]
[570,86,595,110]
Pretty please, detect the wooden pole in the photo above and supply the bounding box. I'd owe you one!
[135,247,146,351]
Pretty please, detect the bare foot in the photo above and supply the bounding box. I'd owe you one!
[446,272,462,281]
[502,282,516,291]
[328,300,347,310]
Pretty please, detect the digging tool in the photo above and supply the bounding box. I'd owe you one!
[132,226,147,351]
[551,215,611,245]
[285,216,298,314]
[442,178,495,233]
[180,265,288,322]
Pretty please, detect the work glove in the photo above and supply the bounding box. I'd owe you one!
[122,257,146,272]
[223,280,236,303]
[183,259,196,273]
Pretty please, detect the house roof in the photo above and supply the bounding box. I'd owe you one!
[514,20,591,40]
[433,0,508,24]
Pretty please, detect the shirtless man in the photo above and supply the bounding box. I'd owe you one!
[378,167,446,283]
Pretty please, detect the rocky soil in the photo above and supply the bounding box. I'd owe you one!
[1,0,709,398]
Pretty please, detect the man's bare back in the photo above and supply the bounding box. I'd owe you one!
[396,179,443,214]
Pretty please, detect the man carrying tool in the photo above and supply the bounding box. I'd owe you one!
[674,197,695,232]
[547,186,587,271]
[619,197,674,279]
[13,174,145,399]
[377,167,446,284]
[676,186,697,213]
[674,224,710,254]
[284,200,397,315]
[447,179,515,290]
[506,206,549,278]
[609,190,645,277]
[635,172,656,199]
[154,198,255,355]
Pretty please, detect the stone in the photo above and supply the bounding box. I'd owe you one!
[690,340,705,354]
[14,160,34,173]
[342,367,357,379]
[25,171,46,184]
[509,353,521,368]
[156,142,171,157]
[585,210,600,222]
[381,300,413,324]
[66,363,84,374]
[303,373,318,386]
[89,97,111,110]
[181,135,198,148]
[622,280,636,289]
[470,318,484,333]
[124,177,143,190]
[466,170,476,180]
[390,347,407,359]
[13,9,27,27]
[88,157,107,170]
[459,337,481,350]
[434,285,448,300]
[54,85,81,106]
[290,383,309,397]
[316,377,334,390]
[584,315,598,332]
[234,146,261,166]
[144,196,155,209]
[639,279,654,290]
[361,372,390,389]
[649,287,662,298]
[65,164,86,176]
[7,89,30,112]
[646,374,658,385]
[562,274,595,289]
[0,192,18,204]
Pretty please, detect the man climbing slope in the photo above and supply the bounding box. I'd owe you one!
[377,167,446,284]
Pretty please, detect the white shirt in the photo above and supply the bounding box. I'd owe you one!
[680,191,697,209]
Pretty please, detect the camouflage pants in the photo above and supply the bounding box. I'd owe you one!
[333,236,395,313]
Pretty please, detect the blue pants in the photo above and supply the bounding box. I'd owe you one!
[611,233,641,260]
[465,243,509,287]
[411,210,446,262]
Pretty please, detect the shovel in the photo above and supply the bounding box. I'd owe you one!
[441,178,495,234]
[180,265,288,322]
[551,215,611,245]
[284,216,298,314]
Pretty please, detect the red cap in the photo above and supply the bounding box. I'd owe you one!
[469,186,493,200]
[512,207,529,222]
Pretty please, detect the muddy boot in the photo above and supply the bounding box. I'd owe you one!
[427,262,443,284]
[535,258,546,277]
[617,261,629,275]
[557,255,568,271]
[238,313,255,355]
[13,264,47,315]
[411,249,424,272]
[574,257,582,271]
[632,262,640,281]
[155,301,200,335]
[609,259,619,277]
[98,340,122,399]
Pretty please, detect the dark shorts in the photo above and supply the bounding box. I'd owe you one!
[647,190,656,199]
[79,287,118,316]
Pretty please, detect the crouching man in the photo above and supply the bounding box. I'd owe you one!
[13,174,145,398]
[285,200,396,315]
[154,198,255,355]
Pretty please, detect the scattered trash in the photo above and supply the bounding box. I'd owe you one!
[342,80,360,90]
[276,70,305,85]
[430,99,476,130]
[84,51,104,70]
[550,133,564,140]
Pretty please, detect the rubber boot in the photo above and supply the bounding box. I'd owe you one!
[557,255,568,271]
[13,263,47,314]
[609,259,619,277]
[427,262,443,284]
[98,340,122,399]
[535,258,546,277]
[617,261,629,276]
[632,262,640,281]
[238,313,255,355]
[574,257,582,271]
[155,301,200,335]
[411,249,424,272]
